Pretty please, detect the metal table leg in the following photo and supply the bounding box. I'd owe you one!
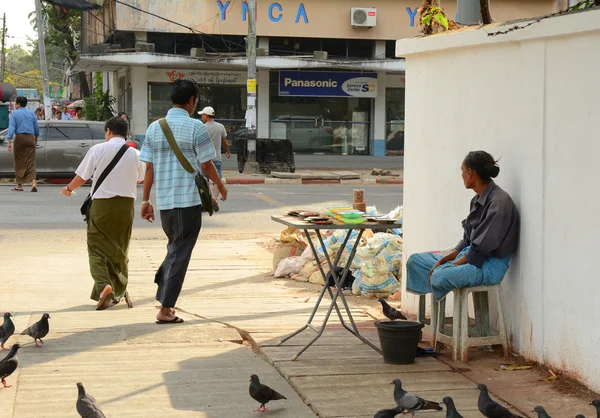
[277,228,382,360]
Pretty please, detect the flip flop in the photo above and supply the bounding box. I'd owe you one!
[11,187,23,191]
[156,316,184,324]
[96,285,114,311]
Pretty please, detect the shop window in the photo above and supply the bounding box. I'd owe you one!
[386,88,405,156]
[269,37,374,59]
[269,72,372,155]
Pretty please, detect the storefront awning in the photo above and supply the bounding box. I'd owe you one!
[72,52,405,73]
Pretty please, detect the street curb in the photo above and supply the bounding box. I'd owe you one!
[7,177,403,186]
[223,177,266,185]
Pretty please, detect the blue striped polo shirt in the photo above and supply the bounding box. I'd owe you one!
[140,108,216,210]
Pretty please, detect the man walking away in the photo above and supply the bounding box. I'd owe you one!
[199,106,231,212]
[6,96,40,192]
[60,117,145,310]
[61,106,72,120]
[140,79,228,324]
[73,107,86,120]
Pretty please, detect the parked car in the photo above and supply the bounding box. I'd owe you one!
[0,120,108,178]
[228,116,335,153]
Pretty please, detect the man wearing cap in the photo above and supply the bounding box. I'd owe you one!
[199,106,231,212]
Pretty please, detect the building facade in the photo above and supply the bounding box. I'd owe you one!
[75,0,555,156]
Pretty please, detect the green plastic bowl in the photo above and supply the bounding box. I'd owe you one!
[339,210,365,219]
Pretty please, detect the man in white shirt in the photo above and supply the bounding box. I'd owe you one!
[199,106,230,212]
[61,117,145,311]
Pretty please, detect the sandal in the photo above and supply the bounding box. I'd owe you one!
[156,316,184,324]
[11,187,23,191]
[96,285,114,311]
[31,187,37,192]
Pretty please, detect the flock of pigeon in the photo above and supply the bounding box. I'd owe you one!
[2,305,599,417]
[374,299,600,418]
[0,313,50,388]
[0,311,289,415]
[374,380,600,418]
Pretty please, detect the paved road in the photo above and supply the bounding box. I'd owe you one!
[0,184,403,239]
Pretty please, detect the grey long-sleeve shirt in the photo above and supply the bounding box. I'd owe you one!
[455,180,519,268]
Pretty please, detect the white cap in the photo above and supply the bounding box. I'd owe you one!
[199,106,215,116]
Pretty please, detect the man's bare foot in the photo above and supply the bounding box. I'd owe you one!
[96,285,114,311]
[156,306,180,322]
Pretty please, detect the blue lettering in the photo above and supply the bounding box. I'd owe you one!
[217,0,230,20]
[242,1,248,21]
[406,7,418,27]
[295,3,308,24]
[269,3,283,22]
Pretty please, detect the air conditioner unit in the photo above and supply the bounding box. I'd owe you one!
[351,8,377,27]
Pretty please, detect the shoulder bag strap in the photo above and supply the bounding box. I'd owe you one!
[159,118,195,174]
[91,144,130,197]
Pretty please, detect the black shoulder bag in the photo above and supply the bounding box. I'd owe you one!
[158,118,213,216]
[80,144,130,223]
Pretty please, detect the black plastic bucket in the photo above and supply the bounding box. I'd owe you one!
[375,320,424,365]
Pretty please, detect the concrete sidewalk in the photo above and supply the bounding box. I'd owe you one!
[0,237,595,417]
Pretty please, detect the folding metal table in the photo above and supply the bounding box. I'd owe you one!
[271,215,403,360]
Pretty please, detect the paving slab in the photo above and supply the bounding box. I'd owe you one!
[1,236,594,418]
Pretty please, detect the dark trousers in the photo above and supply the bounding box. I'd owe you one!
[155,205,202,307]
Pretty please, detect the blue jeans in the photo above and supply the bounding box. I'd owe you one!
[213,160,222,179]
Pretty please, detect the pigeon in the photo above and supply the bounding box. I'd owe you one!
[442,396,464,418]
[0,313,15,350]
[21,313,51,348]
[591,400,600,418]
[477,384,524,418]
[392,379,442,417]
[249,374,287,412]
[374,406,404,418]
[76,382,106,418]
[0,344,20,388]
[532,406,552,418]
[379,298,407,321]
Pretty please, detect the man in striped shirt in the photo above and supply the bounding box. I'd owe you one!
[140,79,228,324]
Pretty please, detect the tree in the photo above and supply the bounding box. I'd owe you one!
[30,4,91,97]
[5,70,43,93]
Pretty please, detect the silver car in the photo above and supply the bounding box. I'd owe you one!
[0,120,107,178]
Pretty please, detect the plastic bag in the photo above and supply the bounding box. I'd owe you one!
[273,227,308,269]
[385,206,403,220]
[274,256,306,278]
[352,270,400,296]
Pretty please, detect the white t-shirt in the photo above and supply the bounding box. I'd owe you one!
[75,137,145,200]
[203,120,227,162]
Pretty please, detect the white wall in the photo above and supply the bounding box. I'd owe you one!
[130,66,148,138]
[397,9,600,391]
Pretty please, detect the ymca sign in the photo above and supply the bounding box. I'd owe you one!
[217,1,309,23]
[216,1,423,26]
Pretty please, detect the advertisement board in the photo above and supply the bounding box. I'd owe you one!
[279,71,377,98]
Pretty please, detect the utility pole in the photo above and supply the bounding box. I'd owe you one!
[1,14,6,82]
[35,0,52,119]
[244,0,258,171]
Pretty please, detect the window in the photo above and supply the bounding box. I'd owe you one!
[89,125,106,140]
[47,127,86,141]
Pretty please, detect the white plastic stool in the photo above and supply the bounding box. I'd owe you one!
[434,284,509,362]
[459,285,509,362]
[417,293,437,345]
[433,289,462,361]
